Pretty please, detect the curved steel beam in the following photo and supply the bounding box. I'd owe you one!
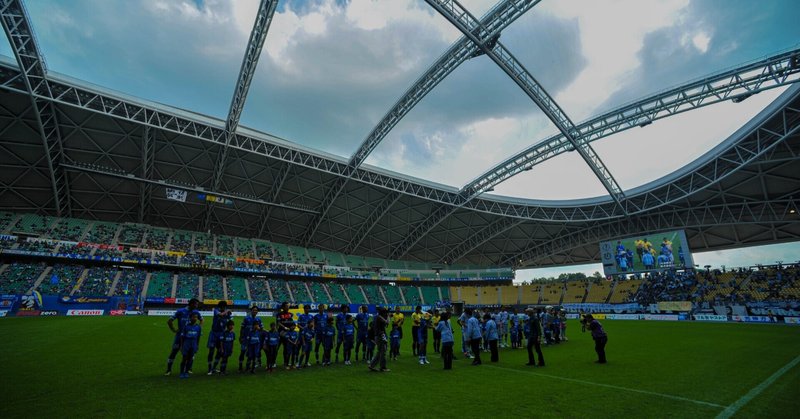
[0,0,71,217]
[1,62,796,222]
[427,0,626,207]
[465,47,800,195]
[349,0,543,168]
[300,0,542,246]
[344,191,402,254]
[438,216,525,264]
[205,0,277,230]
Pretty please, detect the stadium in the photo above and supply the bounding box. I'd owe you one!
[0,0,799,417]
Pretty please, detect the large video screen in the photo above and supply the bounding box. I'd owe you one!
[599,230,694,276]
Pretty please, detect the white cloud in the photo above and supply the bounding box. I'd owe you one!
[692,31,711,53]
[544,0,691,120]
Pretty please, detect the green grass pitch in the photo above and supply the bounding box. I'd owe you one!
[0,317,798,418]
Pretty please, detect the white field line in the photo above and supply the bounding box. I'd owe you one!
[485,364,724,409]
[715,355,800,419]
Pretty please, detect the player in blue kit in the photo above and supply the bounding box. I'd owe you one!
[343,315,356,365]
[389,324,400,361]
[246,323,263,373]
[206,301,232,374]
[297,305,313,336]
[418,312,431,365]
[212,320,236,375]
[354,305,370,361]
[334,304,348,363]
[165,298,202,376]
[265,323,280,372]
[313,305,327,363]
[238,305,262,373]
[322,317,335,366]
[285,323,300,369]
[300,321,315,368]
[179,312,202,379]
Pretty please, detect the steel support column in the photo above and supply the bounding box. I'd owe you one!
[138,125,156,223]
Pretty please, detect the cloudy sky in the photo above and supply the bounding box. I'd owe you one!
[1,0,798,273]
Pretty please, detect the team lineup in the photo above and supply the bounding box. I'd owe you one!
[164,299,608,378]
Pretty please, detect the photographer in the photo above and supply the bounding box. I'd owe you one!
[581,314,607,364]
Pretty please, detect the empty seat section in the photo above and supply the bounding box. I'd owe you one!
[307,281,328,303]
[204,275,224,299]
[519,284,541,305]
[540,283,563,305]
[269,279,291,302]
[248,278,271,300]
[563,281,588,303]
[480,286,499,305]
[78,266,117,296]
[403,286,422,306]
[585,281,613,303]
[326,283,348,304]
[306,247,326,265]
[322,250,346,267]
[345,283,367,304]
[271,243,290,262]
[226,277,249,300]
[288,246,309,264]
[147,272,174,298]
[460,286,480,305]
[386,259,406,270]
[344,255,366,269]
[420,286,440,304]
[439,286,451,301]
[287,280,309,303]
[0,262,46,294]
[382,285,402,304]
[609,279,642,303]
[362,284,384,304]
[38,264,83,295]
[175,272,199,299]
[500,285,519,305]
[364,257,386,269]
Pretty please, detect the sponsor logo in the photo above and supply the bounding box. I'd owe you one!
[785,317,800,325]
[163,298,176,304]
[731,315,772,323]
[16,310,41,316]
[643,314,680,321]
[693,314,728,322]
[60,296,110,304]
[66,309,104,316]
[0,310,8,317]
[604,314,642,320]
[39,311,59,316]
[109,310,125,316]
[148,310,176,316]
[124,311,141,316]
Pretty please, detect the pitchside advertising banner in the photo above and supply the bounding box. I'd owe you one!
[657,301,693,312]
[693,314,728,322]
[600,230,694,276]
[731,315,774,323]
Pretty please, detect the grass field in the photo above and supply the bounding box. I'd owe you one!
[0,317,798,418]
